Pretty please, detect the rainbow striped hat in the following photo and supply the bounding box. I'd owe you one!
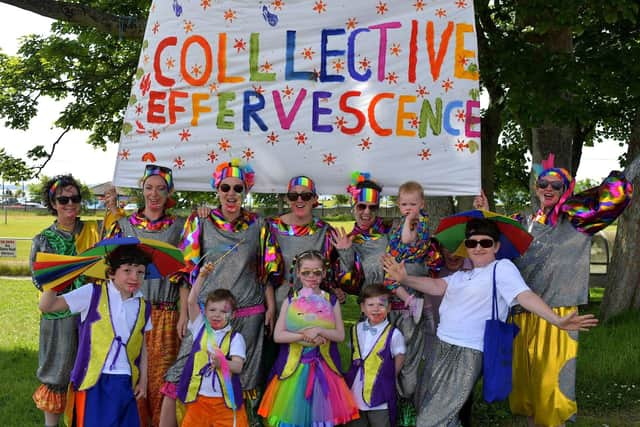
[141,164,174,192]
[346,171,381,205]
[212,159,255,191]
[288,176,316,194]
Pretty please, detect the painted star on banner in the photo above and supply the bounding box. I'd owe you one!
[413,0,425,11]
[435,8,447,18]
[409,117,420,128]
[152,22,160,34]
[386,72,398,84]
[455,0,468,8]
[346,17,358,30]
[266,131,279,145]
[184,20,194,33]
[323,153,337,165]
[455,139,469,151]
[234,38,247,53]
[209,82,218,93]
[418,148,432,160]
[218,139,231,151]
[359,137,373,150]
[252,84,265,95]
[416,85,430,97]
[376,1,389,15]
[224,9,237,22]
[294,132,308,145]
[149,129,160,140]
[390,43,402,56]
[179,129,191,142]
[359,57,371,71]
[456,109,465,122]
[334,116,348,129]
[119,149,130,160]
[174,157,186,169]
[208,150,218,163]
[271,0,285,10]
[442,78,454,92]
[243,148,255,160]
[332,59,345,73]
[302,47,315,60]
[201,0,212,10]
[261,61,273,72]
[166,57,176,69]
[313,1,327,14]
[135,104,144,115]
[282,86,295,100]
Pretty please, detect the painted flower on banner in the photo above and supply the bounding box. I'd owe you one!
[413,0,425,11]
[135,104,144,115]
[455,0,469,8]
[208,151,218,163]
[390,43,402,56]
[409,117,420,129]
[208,83,218,93]
[119,149,130,160]
[359,57,371,71]
[435,8,447,17]
[152,22,160,34]
[456,110,465,122]
[386,72,398,84]
[218,139,231,151]
[201,0,212,10]
[282,86,295,100]
[253,84,265,95]
[346,17,358,30]
[332,59,345,73]
[166,57,176,69]
[149,129,160,141]
[183,20,194,33]
[334,116,348,130]
[271,0,285,11]
[261,61,273,72]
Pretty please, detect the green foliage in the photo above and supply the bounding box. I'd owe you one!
[494,123,530,213]
[0,148,31,183]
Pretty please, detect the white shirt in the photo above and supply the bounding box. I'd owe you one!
[188,314,246,397]
[64,281,152,375]
[350,319,406,411]
[438,259,530,352]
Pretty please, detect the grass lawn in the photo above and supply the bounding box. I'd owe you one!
[2,277,639,426]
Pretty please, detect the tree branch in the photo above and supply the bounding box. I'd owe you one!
[32,126,71,177]
[0,0,146,40]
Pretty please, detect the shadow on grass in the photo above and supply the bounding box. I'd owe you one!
[0,347,42,427]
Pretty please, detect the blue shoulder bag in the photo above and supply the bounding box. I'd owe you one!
[483,262,520,403]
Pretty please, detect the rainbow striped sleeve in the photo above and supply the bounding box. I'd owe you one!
[179,212,202,284]
[259,220,283,287]
[562,171,633,235]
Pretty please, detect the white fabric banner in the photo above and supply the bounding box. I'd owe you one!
[114,0,481,195]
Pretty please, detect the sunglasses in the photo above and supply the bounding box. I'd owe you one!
[464,238,495,248]
[299,268,324,278]
[286,192,315,202]
[219,183,244,193]
[355,204,379,212]
[536,179,564,191]
[56,195,82,204]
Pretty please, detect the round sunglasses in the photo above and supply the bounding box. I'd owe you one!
[219,183,244,193]
[464,238,495,249]
[286,192,314,202]
[355,203,379,212]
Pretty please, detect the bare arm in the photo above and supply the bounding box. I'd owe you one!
[382,255,447,296]
[516,291,598,331]
[264,284,276,337]
[39,290,70,313]
[401,213,419,244]
[134,339,148,399]
[177,286,190,339]
[394,354,405,376]
[227,355,244,375]
[188,262,214,321]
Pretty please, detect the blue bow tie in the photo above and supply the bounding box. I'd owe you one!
[363,323,378,336]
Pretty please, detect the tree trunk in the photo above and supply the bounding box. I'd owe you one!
[529,28,575,173]
[600,109,640,320]
[427,197,455,230]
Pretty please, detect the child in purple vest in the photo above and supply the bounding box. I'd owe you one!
[176,261,248,427]
[345,284,406,427]
[38,245,153,427]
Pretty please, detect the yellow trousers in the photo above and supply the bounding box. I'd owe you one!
[510,307,578,427]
